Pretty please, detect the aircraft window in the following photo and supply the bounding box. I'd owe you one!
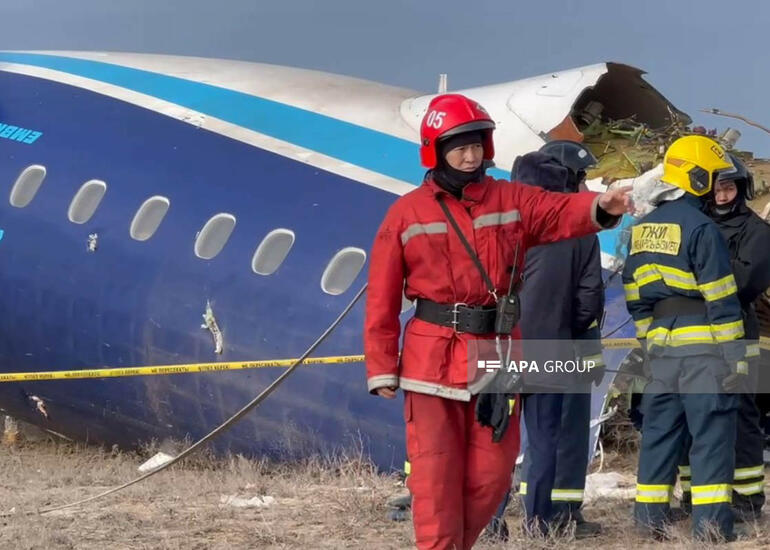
[320,247,367,295]
[68,179,107,224]
[130,196,170,241]
[194,213,236,259]
[252,228,295,276]
[10,165,47,207]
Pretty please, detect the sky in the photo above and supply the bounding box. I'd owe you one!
[2,0,769,154]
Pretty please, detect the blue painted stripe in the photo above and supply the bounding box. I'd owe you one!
[0,53,434,183]
[0,53,510,184]
[0,53,622,256]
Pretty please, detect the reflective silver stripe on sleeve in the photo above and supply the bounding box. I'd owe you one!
[400,222,447,246]
[472,210,521,229]
[399,377,471,402]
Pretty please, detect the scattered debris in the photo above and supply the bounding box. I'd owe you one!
[699,108,770,136]
[138,451,175,473]
[584,471,635,503]
[201,300,224,354]
[590,404,618,429]
[582,112,770,352]
[219,494,275,508]
[3,415,19,445]
[582,115,770,207]
[28,396,48,419]
[87,233,98,252]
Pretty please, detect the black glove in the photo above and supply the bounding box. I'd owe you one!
[589,364,606,387]
[722,360,748,392]
[475,393,513,443]
[634,343,651,382]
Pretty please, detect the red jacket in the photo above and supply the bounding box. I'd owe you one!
[364,175,609,400]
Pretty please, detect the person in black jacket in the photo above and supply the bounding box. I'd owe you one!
[486,141,606,540]
[677,153,770,521]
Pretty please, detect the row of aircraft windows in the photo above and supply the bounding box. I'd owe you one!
[10,165,367,296]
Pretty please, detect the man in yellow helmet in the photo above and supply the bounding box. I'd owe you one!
[622,135,746,541]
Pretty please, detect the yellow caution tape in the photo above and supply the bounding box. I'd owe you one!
[1,336,768,383]
[601,336,770,351]
[0,354,366,383]
[601,338,641,349]
[602,336,770,351]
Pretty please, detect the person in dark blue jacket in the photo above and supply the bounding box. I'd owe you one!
[623,135,745,541]
[486,141,606,540]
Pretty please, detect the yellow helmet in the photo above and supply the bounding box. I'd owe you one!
[661,135,734,196]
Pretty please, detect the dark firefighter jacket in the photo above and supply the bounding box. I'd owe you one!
[513,152,605,389]
[622,194,745,361]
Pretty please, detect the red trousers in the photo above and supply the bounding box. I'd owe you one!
[404,391,520,550]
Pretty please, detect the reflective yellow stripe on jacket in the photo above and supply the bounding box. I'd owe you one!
[630,265,738,302]
[647,320,744,347]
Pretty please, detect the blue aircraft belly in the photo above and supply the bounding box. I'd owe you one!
[0,68,636,473]
[0,71,407,469]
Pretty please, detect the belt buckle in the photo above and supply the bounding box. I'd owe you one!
[451,302,467,334]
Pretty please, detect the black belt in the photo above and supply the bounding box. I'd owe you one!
[653,296,707,319]
[415,299,497,334]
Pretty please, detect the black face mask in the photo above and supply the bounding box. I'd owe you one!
[432,163,485,198]
[431,132,486,197]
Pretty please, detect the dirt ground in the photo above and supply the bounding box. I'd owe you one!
[1,434,769,549]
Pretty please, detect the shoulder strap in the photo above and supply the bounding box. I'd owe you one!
[437,196,497,297]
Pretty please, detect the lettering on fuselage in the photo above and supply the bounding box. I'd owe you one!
[0,122,43,145]
[630,223,682,255]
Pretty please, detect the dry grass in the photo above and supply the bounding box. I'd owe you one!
[0,432,769,549]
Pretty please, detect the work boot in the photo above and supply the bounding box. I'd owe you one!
[634,520,672,542]
[482,517,509,542]
[667,507,691,522]
[731,523,752,540]
[569,510,602,538]
[574,519,602,539]
[386,507,410,522]
[700,527,743,544]
[386,493,411,522]
[568,510,602,540]
[733,507,762,524]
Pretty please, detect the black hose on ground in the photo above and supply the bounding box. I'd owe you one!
[34,283,368,516]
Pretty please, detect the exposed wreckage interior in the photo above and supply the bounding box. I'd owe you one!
[545,61,770,380]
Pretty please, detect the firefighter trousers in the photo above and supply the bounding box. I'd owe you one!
[404,391,520,550]
[679,391,765,517]
[634,355,738,540]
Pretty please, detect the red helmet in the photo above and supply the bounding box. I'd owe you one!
[419,94,496,168]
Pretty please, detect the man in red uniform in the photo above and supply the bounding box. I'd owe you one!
[364,93,632,550]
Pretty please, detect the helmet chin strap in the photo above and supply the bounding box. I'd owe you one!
[715,204,735,216]
[710,195,741,217]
